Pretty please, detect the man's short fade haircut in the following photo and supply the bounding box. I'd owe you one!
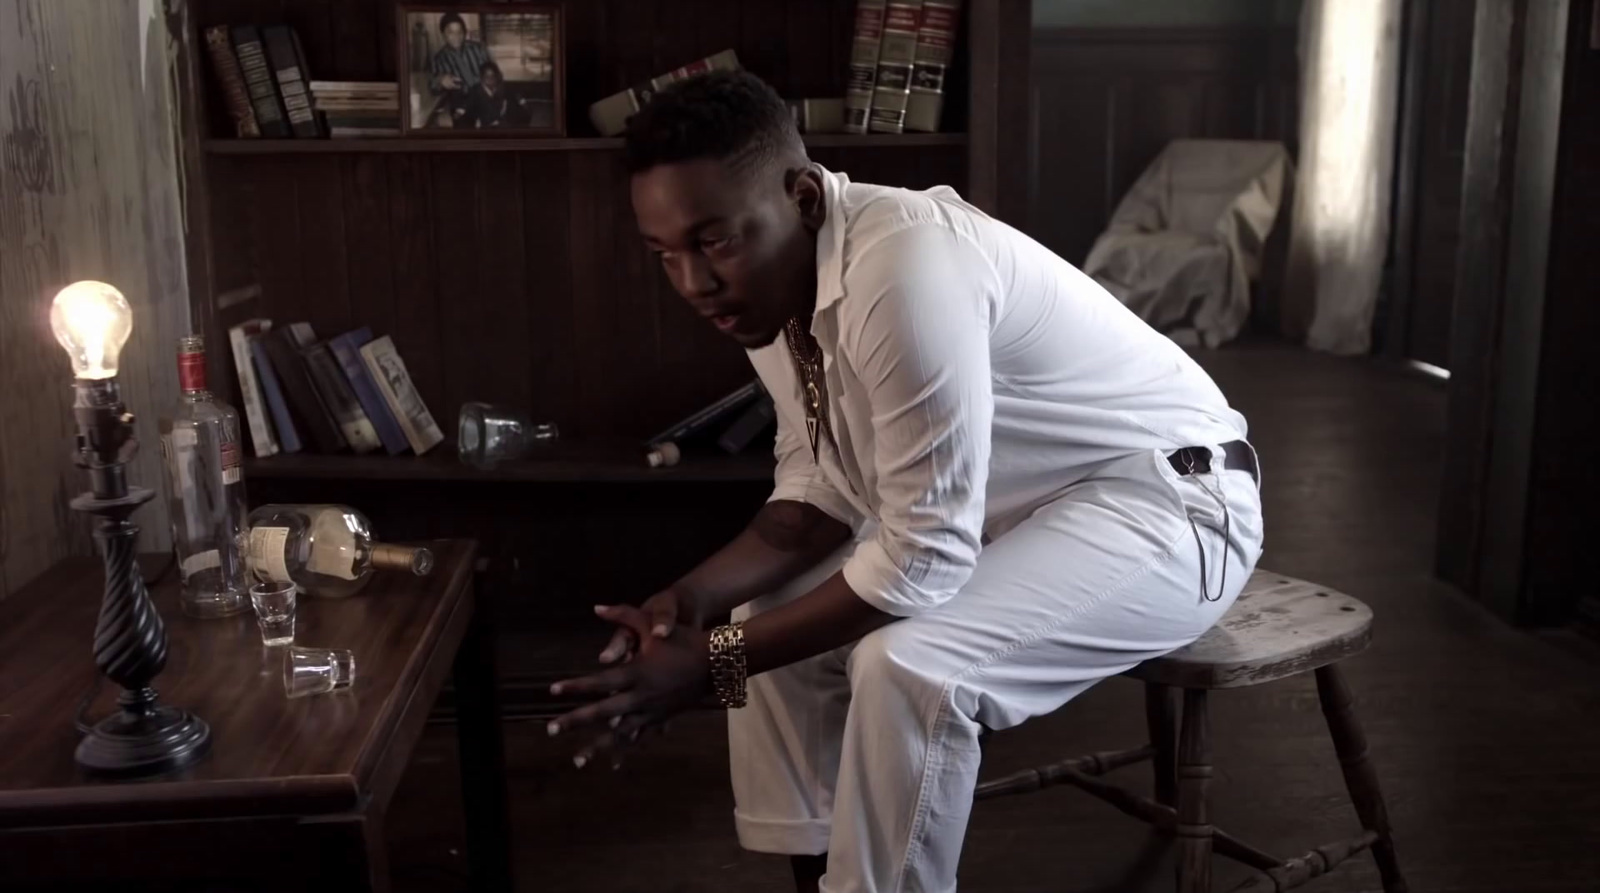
[623,69,805,179]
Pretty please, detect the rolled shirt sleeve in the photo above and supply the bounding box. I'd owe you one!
[838,225,997,616]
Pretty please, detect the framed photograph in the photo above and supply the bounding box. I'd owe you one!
[398,5,564,136]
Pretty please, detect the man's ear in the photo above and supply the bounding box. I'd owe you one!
[788,165,826,232]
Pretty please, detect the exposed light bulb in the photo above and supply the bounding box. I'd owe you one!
[51,281,133,380]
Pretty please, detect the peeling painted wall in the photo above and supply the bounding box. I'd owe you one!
[0,0,190,596]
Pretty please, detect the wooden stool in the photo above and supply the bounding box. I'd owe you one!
[974,571,1407,893]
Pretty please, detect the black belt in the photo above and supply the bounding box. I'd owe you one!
[1168,440,1258,482]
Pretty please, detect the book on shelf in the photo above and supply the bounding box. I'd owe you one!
[868,0,924,134]
[313,102,400,113]
[905,0,962,133]
[359,336,444,456]
[589,49,740,137]
[646,380,765,449]
[203,26,260,138]
[249,335,302,454]
[325,126,403,138]
[230,25,291,138]
[309,81,399,94]
[787,98,847,134]
[262,324,347,453]
[314,97,400,111]
[327,327,409,455]
[844,0,888,134]
[717,394,777,454]
[310,80,401,138]
[262,25,321,139]
[302,341,382,453]
[228,319,277,456]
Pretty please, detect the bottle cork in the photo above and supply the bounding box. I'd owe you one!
[646,442,681,468]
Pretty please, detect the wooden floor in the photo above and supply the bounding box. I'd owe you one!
[387,343,1600,892]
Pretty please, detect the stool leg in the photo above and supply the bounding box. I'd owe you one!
[1315,665,1408,893]
[1176,688,1213,893]
[1144,682,1179,807]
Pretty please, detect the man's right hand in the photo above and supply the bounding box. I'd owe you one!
[599,587,701,664]
[439,74,463,90]
[592,500,853,666]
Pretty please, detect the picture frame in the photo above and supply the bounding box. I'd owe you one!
[397,4,564,137]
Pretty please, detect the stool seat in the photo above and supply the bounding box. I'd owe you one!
[1127,570,1373,690]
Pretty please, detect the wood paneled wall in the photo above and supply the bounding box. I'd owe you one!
[1524,0,1598,626]
[0,0,189,598]
[205,147,967,441]
[1435,0,1594,627]
[1026,27,1298,266]
[1395,0,1477,368]
[1434,0,1527,602]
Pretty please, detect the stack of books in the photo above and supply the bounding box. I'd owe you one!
[844,0,964,134]
[205,24,321,138]
[229,320,443,459]
[310,81,400,138]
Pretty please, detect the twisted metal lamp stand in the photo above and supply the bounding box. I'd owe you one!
[70,377,210,778]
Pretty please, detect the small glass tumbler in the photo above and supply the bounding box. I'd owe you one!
[284,646,356,698]
[458,402,558,468]
[249,581,297,646]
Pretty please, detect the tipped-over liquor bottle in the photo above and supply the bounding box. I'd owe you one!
[160,334,250,618]
[245,504,433,598]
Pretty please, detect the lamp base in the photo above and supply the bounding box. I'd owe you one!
[75,699,211,779]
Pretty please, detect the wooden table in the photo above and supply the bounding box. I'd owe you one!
[0,539,512,893]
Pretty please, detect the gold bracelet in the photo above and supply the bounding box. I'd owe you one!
[707,623,747,709]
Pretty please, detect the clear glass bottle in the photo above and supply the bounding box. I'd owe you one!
[160,334,250,618]
[245,504,434,598]
[457,402,558,468]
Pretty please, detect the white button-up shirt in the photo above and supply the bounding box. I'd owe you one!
[748,167,1248,618]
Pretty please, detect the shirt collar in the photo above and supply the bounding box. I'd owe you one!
[812,165,850,318]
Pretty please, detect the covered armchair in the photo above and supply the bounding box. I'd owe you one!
[1083,139,1292,348]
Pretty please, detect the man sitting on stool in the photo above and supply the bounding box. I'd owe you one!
[548,70,1264,893]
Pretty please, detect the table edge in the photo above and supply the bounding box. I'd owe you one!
[350,538,479,794]
[0,774,359,828]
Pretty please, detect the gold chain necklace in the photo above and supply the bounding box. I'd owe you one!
[783,316,831,460]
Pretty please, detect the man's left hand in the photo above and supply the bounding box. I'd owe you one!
[548,604,712,768]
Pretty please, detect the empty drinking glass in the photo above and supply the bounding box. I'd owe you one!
[284,646,356,698]
[249,581,296,646]
[458,402,558,468]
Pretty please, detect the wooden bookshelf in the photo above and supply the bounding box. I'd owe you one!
[203,133,970,155]
[170,0,1030,666]
[175,0,1027,449]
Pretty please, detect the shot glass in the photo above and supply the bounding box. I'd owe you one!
[284,646,356,699]
[249,580,297,646]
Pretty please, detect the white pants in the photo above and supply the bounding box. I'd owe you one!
[728,448,1264,893]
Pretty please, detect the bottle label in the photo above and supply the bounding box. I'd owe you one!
[177,350,207,392]
[163,427,210,539]
[306,508,361,580]
[306,544,360,580]
[220,440,241,485]
[180,549,221,579]
[247,526,292,583]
